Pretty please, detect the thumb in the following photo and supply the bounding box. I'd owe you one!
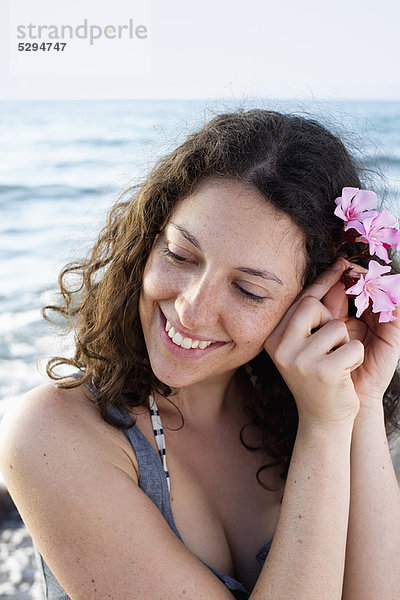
[300,258,349,303]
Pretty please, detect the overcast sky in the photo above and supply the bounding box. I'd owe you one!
[1,0,399,100]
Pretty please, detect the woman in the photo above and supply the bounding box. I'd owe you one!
[0,109,399,599]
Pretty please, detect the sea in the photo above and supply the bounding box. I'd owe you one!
[1,98,400,421]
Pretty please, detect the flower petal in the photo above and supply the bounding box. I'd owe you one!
[357,209,379,222]
[341,187,359,204]
[365,260,391,281]
[378,273,400,300]
[344,220,366,235]
[353,189,378,212]
[371,243,391,264]
[353,291,370,318]
[334,204,347,221]
[371,208,397,230]
[378,227,400,248]
[379,310,397,323]
[345,277,366,296]
[370,288,397,312]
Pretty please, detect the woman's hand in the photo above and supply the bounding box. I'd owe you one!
[322,263,400,411]
[263,259,363,426]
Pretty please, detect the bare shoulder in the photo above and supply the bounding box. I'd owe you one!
[0,379,233,599]
[0,377,139,483]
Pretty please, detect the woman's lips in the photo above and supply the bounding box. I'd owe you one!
[158,306,226,359]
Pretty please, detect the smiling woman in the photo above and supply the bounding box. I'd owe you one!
[139,178,306,393]
[0,109,400,600]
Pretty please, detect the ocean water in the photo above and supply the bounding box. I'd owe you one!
[1,98,400,418]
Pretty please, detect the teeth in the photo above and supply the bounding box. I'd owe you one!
[181,337,192,349]
[172,332,183,345]
[165,319,213,349]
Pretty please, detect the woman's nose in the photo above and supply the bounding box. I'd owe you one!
[174,274,221,331]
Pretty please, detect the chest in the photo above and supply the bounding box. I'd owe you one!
[132,408,283,591]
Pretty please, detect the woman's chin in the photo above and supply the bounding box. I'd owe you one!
[150,361,218,389]
[149,364,188,389]
[154,374,182,389]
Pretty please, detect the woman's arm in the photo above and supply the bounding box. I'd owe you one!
[258,259,364,599]
[252,418,353,600]
[342,405,400,600]
[321,264,400,599]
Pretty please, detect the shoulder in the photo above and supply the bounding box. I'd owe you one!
[0,378,139,485]
[0,383,236,598]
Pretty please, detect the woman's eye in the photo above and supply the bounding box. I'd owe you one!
[161,247,191,263]
[235,285,267,304]
[161,246,267,304]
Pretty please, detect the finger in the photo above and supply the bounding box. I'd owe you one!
[306,319,350,357]
[362,305,400,359]
[300,258,349,302]
[348,263,368,276]
[283,321,352,382]
[324,339,365,373]
[307,261,369,322]
[322,280,349,321]
[264,259,348,355]
[264,296,334,357]
[325,263,368,320]
[345,316,367,343]
[283,296,335,341]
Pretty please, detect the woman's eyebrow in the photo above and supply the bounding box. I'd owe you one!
[170,222,202,251]
[169,222,284,285]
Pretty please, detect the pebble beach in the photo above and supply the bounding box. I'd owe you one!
[0,505,43,600]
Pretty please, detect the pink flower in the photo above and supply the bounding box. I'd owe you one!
[348,208,400,264]
[345,260,400,323]
[334,187,378,229]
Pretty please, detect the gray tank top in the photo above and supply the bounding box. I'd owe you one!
[33,374,272,600]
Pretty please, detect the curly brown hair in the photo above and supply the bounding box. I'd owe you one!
[42,108,400,489]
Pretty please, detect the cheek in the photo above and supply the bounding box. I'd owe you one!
[241,321,273,348]
[238,294,299,346]
[232,309,273,348]
[141,255,176,299]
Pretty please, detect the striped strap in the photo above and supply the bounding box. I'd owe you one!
[149,392,171,493]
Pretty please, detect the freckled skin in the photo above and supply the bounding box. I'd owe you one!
[139,178,307,393]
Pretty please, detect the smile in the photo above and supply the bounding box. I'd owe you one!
[165,320,214,349]
[158,306,226,358]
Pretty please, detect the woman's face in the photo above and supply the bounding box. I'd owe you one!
[139,178,307,388]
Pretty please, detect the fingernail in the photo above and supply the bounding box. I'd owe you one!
[330,260,344,271]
